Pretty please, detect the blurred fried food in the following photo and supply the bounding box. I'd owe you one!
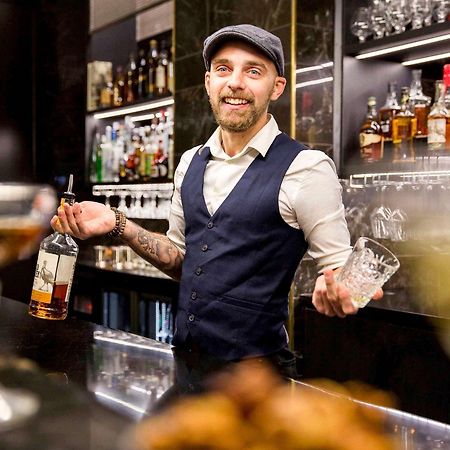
[132,361,397,450]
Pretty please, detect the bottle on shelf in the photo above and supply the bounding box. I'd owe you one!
[113,65,125,107]
[125,53,138,103]
[298,91,316,148]
[99,75,113,108]
[156,41,169,96]
[427,80,450,153]
[137,48,148,100]
[147,39,159,98]
[29,175,79,320]
[444,64,450,110]
[409,69,431,139]
[392,87,417,163]
[167,44,175,95]
[379,81,400,141]
[359,96,383,162]
[95,135,103,182]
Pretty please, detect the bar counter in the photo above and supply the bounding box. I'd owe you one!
[0,296,449,450]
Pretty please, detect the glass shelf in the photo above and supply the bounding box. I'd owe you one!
[345,22,450,63]
[88,96,174,120]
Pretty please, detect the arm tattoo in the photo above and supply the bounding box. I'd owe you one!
[134,229,183,280]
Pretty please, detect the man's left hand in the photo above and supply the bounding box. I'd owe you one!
[312,268,383,318]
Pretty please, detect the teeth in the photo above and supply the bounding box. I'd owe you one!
[224,98,248,105]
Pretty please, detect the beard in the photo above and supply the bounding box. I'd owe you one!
[209,91,272,133]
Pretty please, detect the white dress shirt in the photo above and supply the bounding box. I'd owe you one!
[167,115,352,273]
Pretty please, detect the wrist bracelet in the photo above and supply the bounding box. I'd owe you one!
[108,207,127,238]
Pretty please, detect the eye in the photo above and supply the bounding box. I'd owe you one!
[248,68,261,76]
[215,66,229,73]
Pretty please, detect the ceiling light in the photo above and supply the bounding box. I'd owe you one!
[355,34,450,60]
[295,76,333,89]
[402,51,450,66]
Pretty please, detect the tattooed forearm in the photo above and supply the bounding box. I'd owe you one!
[123,222,183,280]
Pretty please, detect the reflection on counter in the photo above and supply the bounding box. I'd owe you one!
[88,329,174,421]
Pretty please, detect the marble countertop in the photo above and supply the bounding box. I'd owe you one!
[0,296,449,449]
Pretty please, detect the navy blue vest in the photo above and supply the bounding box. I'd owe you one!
[174,132,309,360]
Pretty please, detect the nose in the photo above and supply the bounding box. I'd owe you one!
[226,70,245,90]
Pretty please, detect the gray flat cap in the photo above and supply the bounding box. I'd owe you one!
[203,24,285,76]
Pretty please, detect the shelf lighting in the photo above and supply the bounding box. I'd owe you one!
[355,33,450,60]
[402,51,450,66]
[129,112,156,122]
[295,76,333,89]
[93,97,174,120]
[296,62,334,74]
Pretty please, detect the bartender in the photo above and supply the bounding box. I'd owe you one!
[53,24,381,380]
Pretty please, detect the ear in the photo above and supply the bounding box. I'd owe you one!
[205,72,211,96]
[270,76,287,101]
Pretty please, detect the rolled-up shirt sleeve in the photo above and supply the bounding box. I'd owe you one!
[166,147,199,255]
[281,150,352,273]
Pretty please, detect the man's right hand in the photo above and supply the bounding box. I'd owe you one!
[51,201,116,240]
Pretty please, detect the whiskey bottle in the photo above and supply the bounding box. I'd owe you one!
[379,82,400,141]
[147,40,159,98]
[444,64,450,110]
[29,175,79,320]
[137,48,148,99]
[125,53,137,103]
[427,80,450,153]
[156,42,169,96]
[359,96,383,162]
[409,69,431,139]
[113,65,125,107]
[392,87,417,163]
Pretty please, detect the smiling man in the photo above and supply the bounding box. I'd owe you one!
[53,24,364,380]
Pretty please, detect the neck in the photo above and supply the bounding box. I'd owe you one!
[221,113,270,156]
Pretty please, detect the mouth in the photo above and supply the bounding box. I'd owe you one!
[221,97,251,106]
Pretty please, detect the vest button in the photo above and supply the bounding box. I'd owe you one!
[190,291,197,300]
[195,267,202,275]
[207,221,214,229]
[201,244,208,252]
[188,314,195,322]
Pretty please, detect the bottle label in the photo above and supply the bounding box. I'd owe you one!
[156,66,166,90]
[360,133,381,148]
[427,118,446,144]
[31,250,77,304]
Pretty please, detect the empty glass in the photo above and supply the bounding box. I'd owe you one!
[337,237,400,308]
[411,0,432,28]
[388,0,412,33]
[351,7,373,42]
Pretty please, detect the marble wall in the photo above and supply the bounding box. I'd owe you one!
[174,0,292,161]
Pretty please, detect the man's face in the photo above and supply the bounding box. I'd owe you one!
[205,41,286,133]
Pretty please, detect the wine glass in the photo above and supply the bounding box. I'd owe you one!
[411,0,432,28]
[0,183,56,430]
[370,2,389,38]
[387,0,412,33]
[433,0,450,23]
[350,7,373,42]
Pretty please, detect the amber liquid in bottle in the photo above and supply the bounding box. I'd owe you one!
[29,175,79,320]
[360,96,383,162]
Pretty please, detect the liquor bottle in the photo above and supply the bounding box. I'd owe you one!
[167,44,174,95]
[113,66,125,106]
[359,96,383,162]
[125,53,137,103]
[298,91,316,147]
[444,64,450,110]
[137,48,148,99]
[99,75,113,108]
[379,82,400,141]
[147,40,159,98]
[409,69,431,138]
[156,41,169,96]
[427,80,450,152]
[392,87,417,162]
[89,132,100,183]
[29,175,79,320]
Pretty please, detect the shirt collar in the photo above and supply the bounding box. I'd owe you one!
[200,115,281,160]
